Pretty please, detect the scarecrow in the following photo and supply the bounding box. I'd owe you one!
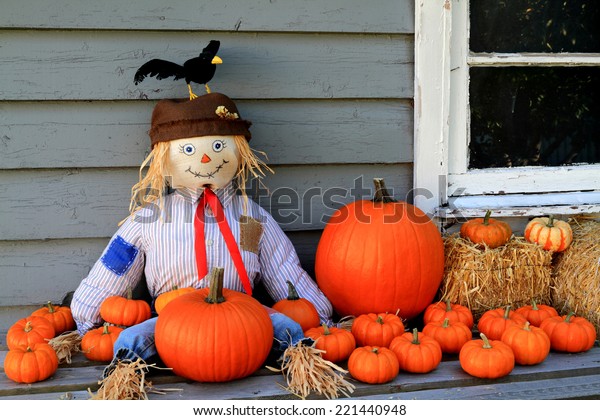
[70,90,339,388]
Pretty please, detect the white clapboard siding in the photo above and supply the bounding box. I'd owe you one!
[0,30,413,101]
[1,0,414,33]
[0,164,413,240]
[0,99,413,169]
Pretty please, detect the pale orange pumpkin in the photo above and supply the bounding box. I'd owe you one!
[524,216,573,252]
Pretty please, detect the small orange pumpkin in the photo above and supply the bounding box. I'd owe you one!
[501,321,550,365]
[422,318,472,354]
[477,305,527,340]
[155,285,196,315]
[460,210,512,249]
[459,333,515,379]
[515,300,559,327]
[3,342,59,384]
[272,280,320,332]
[389,328,442,374]
[347,346,399,384]
[304,323,356,363]
[6,316,56,350]
[31,301,76,335]
[540,312,597,353]
[423,299,474,329]
[100,288,151,327]
[351,312,405,348]
[81,322,124,362]
[524,215,573,252]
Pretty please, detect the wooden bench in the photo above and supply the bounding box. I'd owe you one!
[1,341,599,400]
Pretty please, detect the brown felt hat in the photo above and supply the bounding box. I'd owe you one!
[149,93,252,147]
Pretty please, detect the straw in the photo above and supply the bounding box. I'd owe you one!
[439,235,553,320]
[552,218,600,336]
[267,341,355,400]
[47,330,82,365]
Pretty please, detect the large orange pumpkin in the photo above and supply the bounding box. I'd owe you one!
[155,268,273,382]
[315,178,445,319]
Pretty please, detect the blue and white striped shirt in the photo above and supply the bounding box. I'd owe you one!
[71,182,333,335]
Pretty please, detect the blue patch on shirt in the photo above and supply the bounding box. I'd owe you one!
[101,235,139,276]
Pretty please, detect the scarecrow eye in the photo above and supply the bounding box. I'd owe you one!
[180,144,196,156]
[212,140,226,153]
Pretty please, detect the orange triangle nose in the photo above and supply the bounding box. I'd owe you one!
[201,153,212,163]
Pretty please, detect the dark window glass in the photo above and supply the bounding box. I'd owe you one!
[470,1,600,53]
[469,67,600,169]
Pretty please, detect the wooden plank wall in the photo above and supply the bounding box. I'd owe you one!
[0,0,415,332]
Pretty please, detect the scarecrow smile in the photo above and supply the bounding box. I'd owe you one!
[185,159,230,179]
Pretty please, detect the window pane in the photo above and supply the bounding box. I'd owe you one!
[469,67,600,169]
[470,1,600,53]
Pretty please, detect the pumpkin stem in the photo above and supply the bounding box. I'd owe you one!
[503,305,512,319]
[523,321,531,331]
[376,315,384,325]
[483,210,492,225]
[531,299,539,311]
[371,347,380,354]
[24,321,33,333]
[322,323,331,335]
[45,301,56,313]
[126,287,133,300]
[372,178,397,204]
[411,328,420,345]
[565,312,575,323]
[480,333,492,349]
[205,267,226,304]
[445,299,452,312]
[443,318,450,328]
[102,322,111,335]
[547,215,555,228]
[285,280,300,301]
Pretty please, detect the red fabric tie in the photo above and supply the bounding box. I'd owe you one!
[194,188,252,296]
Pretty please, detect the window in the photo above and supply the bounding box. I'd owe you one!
[414,0,600,220]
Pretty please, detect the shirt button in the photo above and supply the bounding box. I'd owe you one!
[206,239,213,246]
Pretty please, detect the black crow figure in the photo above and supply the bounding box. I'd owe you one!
[134,40,222,100]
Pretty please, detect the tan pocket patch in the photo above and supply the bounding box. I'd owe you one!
[240,216,263,254]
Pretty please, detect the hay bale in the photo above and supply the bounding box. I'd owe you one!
[552,219,600,337]
[439,235,553,320]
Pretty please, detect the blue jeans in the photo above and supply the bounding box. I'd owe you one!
[107,311,308,374]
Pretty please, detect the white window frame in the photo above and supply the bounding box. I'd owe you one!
[414,0,600,220]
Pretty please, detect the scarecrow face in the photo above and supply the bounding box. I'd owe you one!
[167,135,240,190]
